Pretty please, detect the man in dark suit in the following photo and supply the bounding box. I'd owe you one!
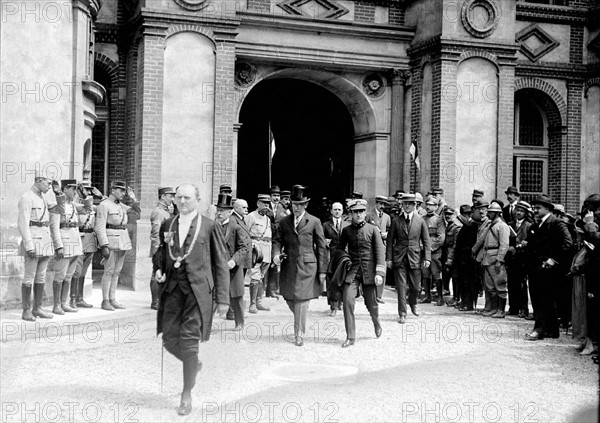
[502,186,520,224]
[507,201,533,317]
[455,203,483,311]
[523,194,572,341]
[386,194,431,324]
[366,195,392,304]
[215,194,250,331]
[338,199,386,347]
[154,184,230,415]
[272,185,328,347]
[322,201,350,316]
[226,198,252,322]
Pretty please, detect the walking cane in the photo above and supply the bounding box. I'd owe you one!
[161,343,164,394]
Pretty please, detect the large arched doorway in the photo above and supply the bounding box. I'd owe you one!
[238,78,355,210]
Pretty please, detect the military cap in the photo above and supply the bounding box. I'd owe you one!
[443,206,455,215]
[425,197,439,206]
[61,179,77,188]
[515,201,532,213]
[219,184,232,193]
[414,192,424,203]
[401,193,417,202]
[290,185,310,203]
[531,194,554,211]
[394,190,406,199]
[34,170,54,181]
[348,199,368,211]
[158,186,176,196]
[553,204,566,215]
[215,193,233,209]
[80,180,93,189]
[351,191,363,199]
[488,202,503,213]
[375,195,389,204]
[472,189,484,197]
[280,190,291,198]
[472,201,489,210]
[257,194,271,202]
[492,199,505,209]
[505,186,519,195]
[459,205,473,215]
[432,187,444,195]
[270,185,281,194]
[111,180,127,190]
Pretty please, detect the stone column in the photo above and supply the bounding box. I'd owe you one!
[389,69,411,194]
[354,132,390,204]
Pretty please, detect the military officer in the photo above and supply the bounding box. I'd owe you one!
[17,173,62,321]
[246,194,273,313]
[149,186,176,310]
[472,189,485,204]
[69,180,101,309]
[366,195,391,304]
[471,201,492,313]
[442,206,463,306]
[421,197,446,305]
[507,201,533,317]
[48,180,93,314]
[431,187,447,216]
[95,181,141,311]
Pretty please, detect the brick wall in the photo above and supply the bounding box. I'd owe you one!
[438,59,457,201]
[409,60,422,191]
[388,2,404,25]
[355,1,375,23]
[247,0,270,12]
[566,81,583,212]
[496,66,515,198]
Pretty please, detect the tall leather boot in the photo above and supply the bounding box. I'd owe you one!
[150,278,159,310]
[256,282,271,311]
[435,279,444,306]
[420,278,432,303]
[482,295,496,317]
[479,290,492,314]
[32,284,53,319]
[52,282,64,315]
[493,297,507,318]
[76,276,93,308]
[69,277,78,309]
[61,280,78,312]
[21,285,35,321]
[249,284,258,314]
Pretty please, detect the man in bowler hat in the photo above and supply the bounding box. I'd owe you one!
[503,186,520,224]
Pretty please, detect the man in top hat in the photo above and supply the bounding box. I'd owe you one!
[506,200,533,317]
[273,185,328,346]
[471,201,510,318]
[431,188,447,216]
[214,193,250,330]
[472,190,485,204]
[322,201,350,316]
[246,194,274,313]
[149,186,177,310]
[351,191,363,200]
[523,194,572,341]
[442,206,462,306]
[454,204,481,311]
[95,181,141,311]
[366,195,392,304]
[153,183,229,415]
[337,199,386,347]
[503,186,520,224]
[387,193,431,324]
[69,180,103,309]
[421,197,446,305]
[17,173,64,321]
[48,180,94,315]
[206,184,232,220]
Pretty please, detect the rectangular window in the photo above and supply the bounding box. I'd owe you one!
[515,157,548,203]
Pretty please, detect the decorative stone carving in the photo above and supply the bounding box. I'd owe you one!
[173,0,207,11]
[461,0,500,39]
[516,24,559,62]
[277,0,349,19]
[391,69,412,86]
[362,73,386,98]
[235,63,256,88]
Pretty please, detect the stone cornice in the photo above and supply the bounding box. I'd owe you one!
[74,0,102,18]
[237,11,415,43]
[515,61,594,80]
[408,36,518,66]
[516,3,590,24]
[82,80,106,105]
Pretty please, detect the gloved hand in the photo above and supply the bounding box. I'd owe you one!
[55,248,64,260]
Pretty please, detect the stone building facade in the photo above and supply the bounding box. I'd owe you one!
[1,0,599,303]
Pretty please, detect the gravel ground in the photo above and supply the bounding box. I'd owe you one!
[1,287,598,423]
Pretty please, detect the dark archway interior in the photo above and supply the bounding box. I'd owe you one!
[238,78,354,213]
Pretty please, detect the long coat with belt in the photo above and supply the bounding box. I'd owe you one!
[339,222,387,283]
[273,212,328,301]
[386,214,432,269]
[154,214,230,342]
[221,217,251,298]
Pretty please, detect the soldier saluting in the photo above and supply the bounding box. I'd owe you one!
[94,181,141,310]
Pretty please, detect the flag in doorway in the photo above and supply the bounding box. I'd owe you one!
[269,123,276,161]
[409,141,420,171]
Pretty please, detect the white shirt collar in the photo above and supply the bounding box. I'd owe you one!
[540,213,551,225]
[179,210,198,225]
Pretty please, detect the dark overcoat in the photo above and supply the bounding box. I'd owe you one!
[221,217,251,298]
[273,212,328,301]
[229,211,252,269]
[154,214,230,342]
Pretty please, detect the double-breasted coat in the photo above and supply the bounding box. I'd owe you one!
[154,214,230,342]
[386,214,432,269]
[221,217,251,298]
[273,212,328,301]
[338,222,387,283]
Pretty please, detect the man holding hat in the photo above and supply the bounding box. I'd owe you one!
[215,193,250,330]
[95,181,140,311]
[337,198,386,346]
[149,186,176,310]
[472,201,510,318]
[273,185,328,346]
[507,201,533,317]
[387,193,431,323]
[524,194,572,341]
[246,194,274,313]
[503,186,520,223]
[421,196,446,305]
[17,173,64,321]
[366,195,392,304]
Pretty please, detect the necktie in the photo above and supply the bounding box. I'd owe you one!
[335,219,340,233]
[295,217,300,228]
[405,214,410,226]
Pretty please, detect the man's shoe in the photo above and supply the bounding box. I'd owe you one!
[61,303,78,313]
[226,311,235,321]
[249,304,258,314]
[376,298,385,304]
[77,298,93,308]
[150,302,159,311]
[435,298,444,306]
[176,400,192,416]
[375,326,382,338]
[525,331,544,341]
[397,315,406,324]
[524,315,535,321]
[410,305,419,316]
[256,303,270,311]
[337,304,342,311]
[446,299,456,307]
[101,300,115,311]
[420,298,431,304]
[507,309,519,316]
[459,306,474,311]
[109,300,125,309]
[295,337,304,347]
[482,309,495,317]
[544,331,560,339]
[341,339,355,348]
[69,299,78,310]
[267,293,280,300]
[329,309,337,317]
[233,324,244,331]
[492,310,506,318]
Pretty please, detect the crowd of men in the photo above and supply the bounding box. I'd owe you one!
[17,174,599,415]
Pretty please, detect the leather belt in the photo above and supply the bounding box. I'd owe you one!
[484,246,499,251]
[107,224,126,230]
[251,236,271,242]
[29,221,49,227]
[79,228,94,233]
[60,222,78,228]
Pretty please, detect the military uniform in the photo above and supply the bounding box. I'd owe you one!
[442,213,462,304]
[95,182,141,310]
[246,196,273,313]
[422,207,446,304]
[17,183,59,320]
[48,180,93,314]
